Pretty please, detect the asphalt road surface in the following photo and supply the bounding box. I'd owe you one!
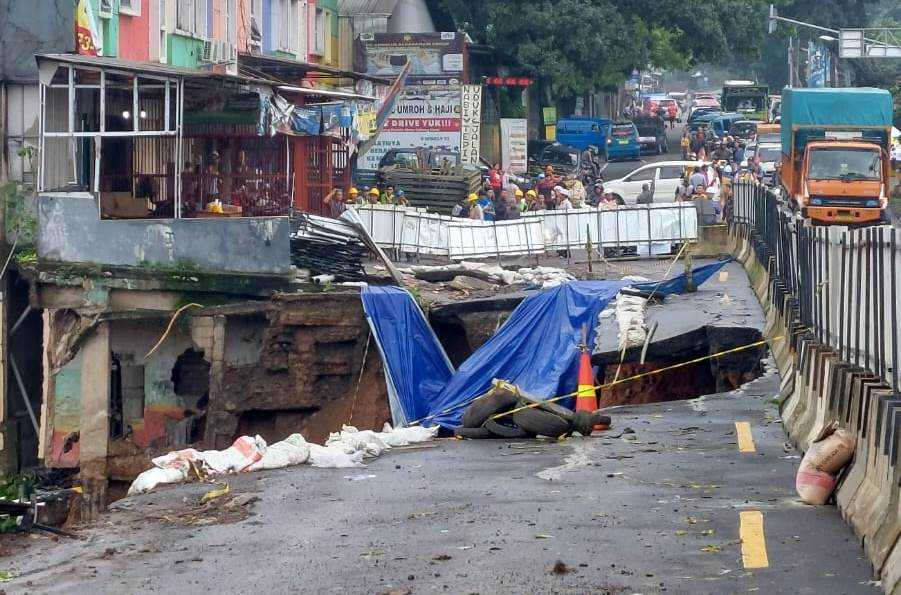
[3,263,879,594]
[600,125,686,182]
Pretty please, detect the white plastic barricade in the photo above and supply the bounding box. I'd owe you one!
[446,219,545,260]
[352,203,698,259]
[399,211,451,256]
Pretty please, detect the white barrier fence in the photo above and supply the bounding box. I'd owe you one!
[352,203,698,260]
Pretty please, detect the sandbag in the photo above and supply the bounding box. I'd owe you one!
[248,434,310,471]
[326,426,390,458]
[308,444,366,468]
[796,426,856,505]
[377,423,439,446]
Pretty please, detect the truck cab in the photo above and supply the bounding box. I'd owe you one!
[796,140,888,224]
[779,87,892,226]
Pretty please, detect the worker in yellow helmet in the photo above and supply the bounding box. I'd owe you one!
[347,187,360,204]
[367,186,380,204]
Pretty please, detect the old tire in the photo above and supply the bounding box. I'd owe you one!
[483,419,529,439]
[511,408,570,438]
[461,391,519,428]
[454,426,497,440]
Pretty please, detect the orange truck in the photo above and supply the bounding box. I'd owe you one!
[780,87,893,225]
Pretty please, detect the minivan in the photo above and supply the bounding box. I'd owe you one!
[556,117,611,151]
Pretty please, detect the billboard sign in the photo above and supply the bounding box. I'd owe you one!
[460,85,482,165]
[358,86,463,171]
[360,32,467,83]
[500,119,528,174]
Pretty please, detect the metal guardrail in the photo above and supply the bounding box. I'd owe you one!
[730,181,900,396]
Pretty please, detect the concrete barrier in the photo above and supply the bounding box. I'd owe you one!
[728,219,901,593]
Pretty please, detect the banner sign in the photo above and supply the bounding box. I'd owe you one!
[500,119,528,173]
[460,85,482,165]
[358,86,462,171]
[360,32,467,84]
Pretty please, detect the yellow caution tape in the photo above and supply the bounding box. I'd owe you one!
[200,482,230,504]
[407,336,782,427]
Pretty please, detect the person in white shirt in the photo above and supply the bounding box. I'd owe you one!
[557,188,573,211]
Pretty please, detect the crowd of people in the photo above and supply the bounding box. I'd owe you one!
[323,144,765,222]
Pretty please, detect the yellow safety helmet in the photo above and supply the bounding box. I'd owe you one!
[369,187,380,196]
[467,193,479,202]
[348,187,359,196]
[526,189,538,197]
[514,188,524,197]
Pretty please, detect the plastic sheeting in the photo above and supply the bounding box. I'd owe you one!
[361,260,731,428]
[361,286,454,426]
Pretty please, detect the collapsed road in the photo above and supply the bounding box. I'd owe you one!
[1,261,879,594]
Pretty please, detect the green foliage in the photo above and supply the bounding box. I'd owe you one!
[1,182,37,246]
[0,472,38,534]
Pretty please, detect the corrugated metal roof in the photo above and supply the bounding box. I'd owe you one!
[36,53,278,86]
[337,0,398,17]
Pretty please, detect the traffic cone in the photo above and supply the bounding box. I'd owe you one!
[576,347,609,432]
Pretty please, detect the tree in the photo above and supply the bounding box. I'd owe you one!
[430,0,642,98]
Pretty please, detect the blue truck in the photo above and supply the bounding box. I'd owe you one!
[556,117,611,151]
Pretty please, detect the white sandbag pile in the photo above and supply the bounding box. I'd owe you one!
[599,293,648,350]
[401,261,574,288]
[128,424,439,495]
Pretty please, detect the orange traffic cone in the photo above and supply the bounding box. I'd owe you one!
[576,348,598,413]
[576,347,609,432]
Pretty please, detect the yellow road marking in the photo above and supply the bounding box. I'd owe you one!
[735,422,756,453]
[739,511,770,569]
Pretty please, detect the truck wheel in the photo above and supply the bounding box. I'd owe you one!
[510,408,570,438]
[483,419,529,438]
[461,391,519,428]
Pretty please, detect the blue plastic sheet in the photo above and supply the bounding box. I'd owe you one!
[361,286,453,426]
[361,260,731,428]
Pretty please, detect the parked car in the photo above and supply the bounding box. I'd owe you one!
[533,143,583,176]
[633,115,668,155]
[556,117,610,151]
[603,122,641,161]
[687,107,720,124]
[602,160,720,204]
[754,142,782,185]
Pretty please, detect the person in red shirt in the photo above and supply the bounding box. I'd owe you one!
[667,103,678,129]
[488,162,504,201]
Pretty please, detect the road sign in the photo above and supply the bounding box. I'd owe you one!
[840,28,901,58]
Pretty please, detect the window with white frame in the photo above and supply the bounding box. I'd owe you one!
[312,6,325,56]
[175,0,207,39]
[273,0,299,54]
[120,0,140,16]
[159,0,168,63]
[250,0,262,49]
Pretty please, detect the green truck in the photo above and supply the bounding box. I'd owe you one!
[721,81,769,121]
[780,87,893,225]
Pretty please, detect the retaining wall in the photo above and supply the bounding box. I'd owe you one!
[729,210,900,593]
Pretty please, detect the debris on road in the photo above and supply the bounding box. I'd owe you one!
[455,380,610,439]
[128,424,439,495]
[796,424,855,505]
[400,262,576,288]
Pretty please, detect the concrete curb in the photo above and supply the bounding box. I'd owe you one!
[729,226,900,592]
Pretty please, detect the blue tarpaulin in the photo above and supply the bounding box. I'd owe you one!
[362,260,730,428]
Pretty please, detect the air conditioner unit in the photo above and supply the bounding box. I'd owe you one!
[218,41,237,63]
[200,40,214,62]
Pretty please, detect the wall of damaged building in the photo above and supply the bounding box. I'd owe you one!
[203,294,392,449]
[39,291,391,489]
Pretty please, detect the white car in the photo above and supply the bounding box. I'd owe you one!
[754,142,782,181]
[602,160,720,203]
